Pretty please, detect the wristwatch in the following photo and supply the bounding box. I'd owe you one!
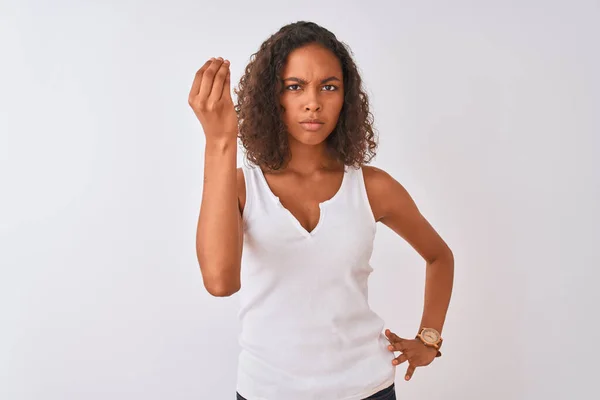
[415,327,443,358]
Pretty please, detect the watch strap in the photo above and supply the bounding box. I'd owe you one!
[415,333,442,358]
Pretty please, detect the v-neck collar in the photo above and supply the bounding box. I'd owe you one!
[255,165,350,238]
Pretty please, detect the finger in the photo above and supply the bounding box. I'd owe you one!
[385,329,393,341]
[390,332,406,344]
[388,341,407,352]
[394,334,407,342]
[198,58,224,101]
[189,59,213,100]
[405,363,416,381]
[222,68,232,103]
[208,60,230,103]
[392,353,408,366]
[385,329,403,342]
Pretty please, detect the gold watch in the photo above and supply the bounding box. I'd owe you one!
[415,327,443,357]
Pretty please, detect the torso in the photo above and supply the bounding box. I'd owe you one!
[236,165,385,231]
[235,163,397,397]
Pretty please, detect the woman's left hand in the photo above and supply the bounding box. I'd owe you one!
[384,328,438,381]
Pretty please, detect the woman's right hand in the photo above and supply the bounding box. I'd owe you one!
[188,57,238,143]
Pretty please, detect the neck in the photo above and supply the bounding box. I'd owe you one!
[283,137,341,175]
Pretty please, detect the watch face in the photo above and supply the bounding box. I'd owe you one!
[422,328,440,343]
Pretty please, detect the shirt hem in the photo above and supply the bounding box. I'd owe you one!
[236,376,396,400]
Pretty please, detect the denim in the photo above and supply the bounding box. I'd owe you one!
[236,383,396,400]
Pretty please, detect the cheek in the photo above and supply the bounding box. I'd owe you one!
[328,95,344,118]
[336,91,345,108]
[329,92,344,110]
[279,97,293,117]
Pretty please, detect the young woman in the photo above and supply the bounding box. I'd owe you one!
[189,21,454,400]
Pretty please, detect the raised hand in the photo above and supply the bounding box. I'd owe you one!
[188,57,238,143]
[385,328,438,381]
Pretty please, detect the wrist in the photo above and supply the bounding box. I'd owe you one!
[416,327,443,358]
[206,137,238,151]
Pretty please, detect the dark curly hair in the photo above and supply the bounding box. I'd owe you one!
[234,21,378,171]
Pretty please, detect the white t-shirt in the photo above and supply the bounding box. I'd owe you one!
[236,161,396,400]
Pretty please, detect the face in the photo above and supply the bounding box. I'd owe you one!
[279,43,344,147]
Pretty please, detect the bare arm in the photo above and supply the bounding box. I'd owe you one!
[364,166,454,333]
[196,138,243,296]
[188,57,242,297]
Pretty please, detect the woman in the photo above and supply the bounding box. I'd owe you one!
[189,21,454,400]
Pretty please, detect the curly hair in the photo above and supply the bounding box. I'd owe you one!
[233,21,378,171]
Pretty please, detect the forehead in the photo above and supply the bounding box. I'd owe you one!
[281,44,342,77]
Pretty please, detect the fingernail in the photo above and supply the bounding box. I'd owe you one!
[224,60,230,65]
[405,375,410,381]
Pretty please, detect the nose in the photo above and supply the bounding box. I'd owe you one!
[304,89,322,112]
[305,103,321,112]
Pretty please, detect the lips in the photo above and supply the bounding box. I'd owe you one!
[299,121,325,131]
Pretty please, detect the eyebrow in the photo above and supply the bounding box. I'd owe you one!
[282,76,341,84]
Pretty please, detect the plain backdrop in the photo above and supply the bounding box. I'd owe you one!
[1,0,599,399]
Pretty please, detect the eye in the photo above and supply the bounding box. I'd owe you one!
[285,84,339,91]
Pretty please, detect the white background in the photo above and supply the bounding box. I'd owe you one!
[1,0,598,399]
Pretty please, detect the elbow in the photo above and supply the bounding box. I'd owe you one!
[441,249,454,267]
[199,264,241,297]
[206,282,241,297]
[444,248,454,263]
[430,247,454,266]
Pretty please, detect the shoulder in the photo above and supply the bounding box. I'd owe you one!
[361,164,393,190]
[362,165,453,262]
[360,165,414,223]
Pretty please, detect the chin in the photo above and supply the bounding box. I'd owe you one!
[291,133,328,146]
[289,127,333,145]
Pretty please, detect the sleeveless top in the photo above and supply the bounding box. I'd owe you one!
[236,161,396,400]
